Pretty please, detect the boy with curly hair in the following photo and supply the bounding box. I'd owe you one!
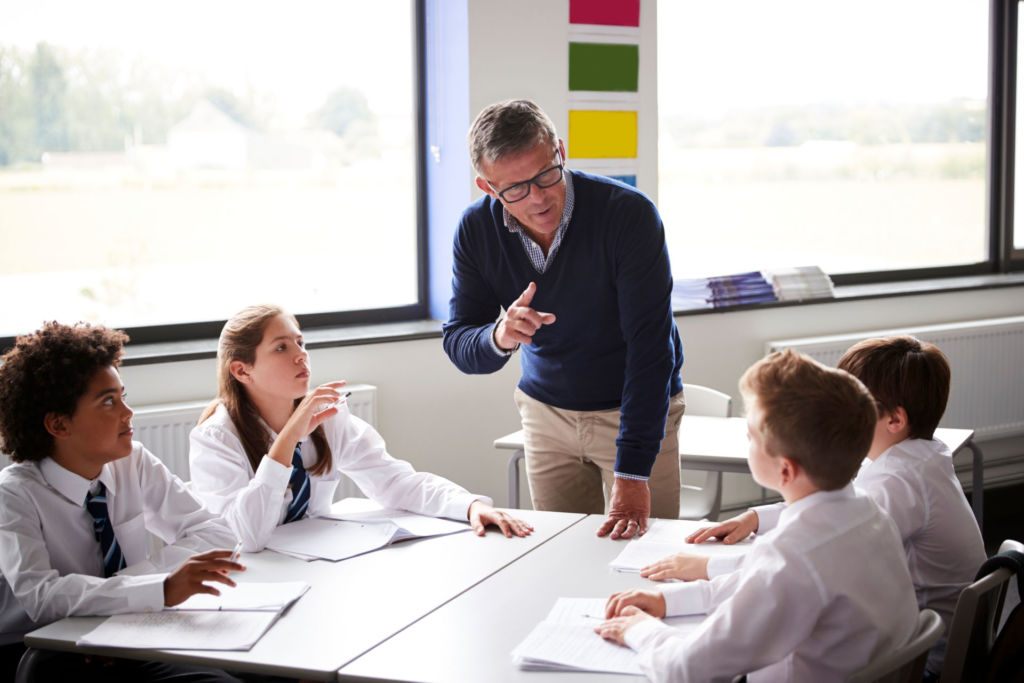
[0,322,242,681]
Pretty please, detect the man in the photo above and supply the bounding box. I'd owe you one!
[442,99,684,538]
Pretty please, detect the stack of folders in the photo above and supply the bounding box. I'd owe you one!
[672,266,835,311]
[706,271,777,307]
[512,597,703,674]
[75,581,310,651]
[762,265,835,302]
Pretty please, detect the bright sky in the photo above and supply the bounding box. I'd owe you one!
[2,0,414,125]
[658,0,988,113]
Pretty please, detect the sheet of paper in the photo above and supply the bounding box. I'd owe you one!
[609,519,753,572]
[513,621,642,675]
[512,598,702,675]
[321,508,470,537]
[168,581,309,612]
[266,517,399,561]
[76,611,279,650]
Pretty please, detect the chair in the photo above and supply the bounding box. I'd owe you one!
[677,383,732,521]
[940,539,1024,682]
[847,609,944,683]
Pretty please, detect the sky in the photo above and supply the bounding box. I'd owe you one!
[2,0,415,125]
[658,0,989,113]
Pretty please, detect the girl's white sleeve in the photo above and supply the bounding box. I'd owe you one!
[188,423,291,551]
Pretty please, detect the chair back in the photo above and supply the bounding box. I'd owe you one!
[681,383,732,418]
[941,540,1022,682]
[847,609,944,683]
[677,383,731,520]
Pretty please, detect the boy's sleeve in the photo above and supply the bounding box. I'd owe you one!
[750,501,785,533]
[0,484,165,624]
[121,447,238,575]
[633,544,822,682]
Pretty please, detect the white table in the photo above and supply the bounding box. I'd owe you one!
[495,417,985,530]
[24,508,583,681]
[337,515,687,682]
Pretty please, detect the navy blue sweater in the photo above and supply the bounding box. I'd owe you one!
[442,171,684,477]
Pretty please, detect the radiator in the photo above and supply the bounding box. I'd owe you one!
[767,316,1024,440]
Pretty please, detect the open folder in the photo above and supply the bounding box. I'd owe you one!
[265,508,471,561]
[75,581,310,651]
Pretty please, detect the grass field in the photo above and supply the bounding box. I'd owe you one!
[0,142,989,335]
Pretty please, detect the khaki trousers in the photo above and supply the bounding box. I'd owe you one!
[514,388,685,517]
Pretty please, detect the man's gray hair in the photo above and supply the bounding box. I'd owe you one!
[468,99,558,174]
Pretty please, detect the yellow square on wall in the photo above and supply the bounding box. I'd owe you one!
[569,110,638,159]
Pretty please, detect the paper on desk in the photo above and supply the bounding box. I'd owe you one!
[266,512,469,562]
[76,610,279,650]
[321,508,470,537]
[512,597,702,674]
[168,581,309,612]
[610,518,753,573]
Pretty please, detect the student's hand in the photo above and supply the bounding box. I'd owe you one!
[685,509,759,545]
[605,588,667,619]
[595,606,654,647]
[597,478,650,539]
[270,381,348,466]
[494,282,556,350]
[163,549,246,607]
[640,551,710,582]
[468,501,534,537]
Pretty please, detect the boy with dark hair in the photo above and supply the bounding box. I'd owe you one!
[661,336,983,675]
[0,322,243,681]
[598,350,918,682]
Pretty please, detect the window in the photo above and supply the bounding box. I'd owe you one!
[0,0,424,343]
[657,1,993,282]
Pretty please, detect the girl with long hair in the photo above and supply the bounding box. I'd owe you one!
[189,304,531,551]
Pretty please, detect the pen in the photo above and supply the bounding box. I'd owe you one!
[230,540,243,562]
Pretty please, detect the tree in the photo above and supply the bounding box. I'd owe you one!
[30,42,69,153]
[312,87,375,137]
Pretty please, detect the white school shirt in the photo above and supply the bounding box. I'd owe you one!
[730,438,985,673]
[0,444,237,645]
[624,486,918,683]
[189,402,490,551]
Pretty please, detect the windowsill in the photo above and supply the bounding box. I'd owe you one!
[121,272,1024,366]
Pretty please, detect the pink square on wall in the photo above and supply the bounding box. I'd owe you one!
[569,0,640,27]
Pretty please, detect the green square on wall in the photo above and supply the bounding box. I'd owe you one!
[569,42,639,92]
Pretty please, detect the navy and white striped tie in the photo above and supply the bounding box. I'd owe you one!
[283,443,310,524]
[85,482,126,577]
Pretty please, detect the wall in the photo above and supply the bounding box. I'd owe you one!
[121,284,1024,510]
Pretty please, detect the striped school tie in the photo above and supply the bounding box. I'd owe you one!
[283,443,310,523]
[85,482,126,577]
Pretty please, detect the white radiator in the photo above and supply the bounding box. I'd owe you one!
[767,316,1024,440]
[132,383,378,499]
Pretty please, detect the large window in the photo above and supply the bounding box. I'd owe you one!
[0,1,423,343]
[658,1,993,281]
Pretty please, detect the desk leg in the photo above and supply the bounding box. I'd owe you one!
[508,449,524,509]
[965,441,984,533]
